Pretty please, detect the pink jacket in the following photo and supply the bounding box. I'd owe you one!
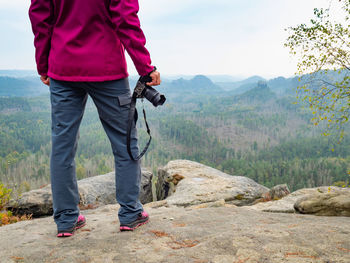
[29,0,154,81]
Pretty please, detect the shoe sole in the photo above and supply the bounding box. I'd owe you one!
[120,219,149,231]
[57,218,86,238]
[57,232,74,238]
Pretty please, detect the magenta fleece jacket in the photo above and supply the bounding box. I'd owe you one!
[29,0,154,81]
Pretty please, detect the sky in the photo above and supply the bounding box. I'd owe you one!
[0,0,334,79]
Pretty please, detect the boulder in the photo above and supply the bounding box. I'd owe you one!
[294,189,350,216]
[253,184,290,204]
[268,183,290,199]
[156,160,269,207]
[8,186,53,216]
[248,186,349,214]
[140,170,154,204]
[8,169,153,217]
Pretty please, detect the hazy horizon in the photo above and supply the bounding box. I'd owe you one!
[0,69,296,83]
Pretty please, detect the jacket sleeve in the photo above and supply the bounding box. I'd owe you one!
[109,0,154,76]
[29,0,54,76]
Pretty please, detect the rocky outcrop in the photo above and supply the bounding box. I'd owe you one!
[248,186,350,215]
[2,160,350,262]
[8,169,153,217]
[252,184,290,204]
[8,186,53,216]
[156,160,269,206]
[8,158,350,220]
[266,183,290,200]
[294,189,350,216]
[140,170,154,204]
[1,203,349,262]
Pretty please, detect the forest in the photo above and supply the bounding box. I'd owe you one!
[0,74,349,197]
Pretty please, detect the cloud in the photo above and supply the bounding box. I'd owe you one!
[0,0,29,9]
[135,0,332,77]
[0,2,34,70]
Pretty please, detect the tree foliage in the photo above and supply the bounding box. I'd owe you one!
[0,182,12,211]
[285,0,350,139]
[0,183,32,226]
[0,79,349,195]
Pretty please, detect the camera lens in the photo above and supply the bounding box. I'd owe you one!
[151,93,166,107]
[144,87,166,107]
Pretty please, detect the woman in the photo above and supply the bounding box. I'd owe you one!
[29,0,160,237]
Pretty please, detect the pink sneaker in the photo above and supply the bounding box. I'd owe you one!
[120,211,149,231]
[57,214,86,238]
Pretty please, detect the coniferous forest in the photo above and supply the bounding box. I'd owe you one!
[0,73,349,195]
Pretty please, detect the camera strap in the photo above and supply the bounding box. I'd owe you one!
[126,91,152,161]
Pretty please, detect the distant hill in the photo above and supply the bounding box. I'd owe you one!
[0,70,346,100]
[233,81,276,103]
[243,75,266,83]
[216,75,266,92]
[0,76,48,97]
[0,70,37,77]
[206,75,243,82]
[161,75,224,101]
[219,75,303,96]
[160,74,243,82]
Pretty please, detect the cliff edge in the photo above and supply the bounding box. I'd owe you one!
[1,203,350,263]
[1,160,349,263]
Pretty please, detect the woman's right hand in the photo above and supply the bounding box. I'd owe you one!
[146,71,161,86]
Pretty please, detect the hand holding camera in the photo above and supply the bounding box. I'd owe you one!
[146,70,161,86]
[135,67,166,107]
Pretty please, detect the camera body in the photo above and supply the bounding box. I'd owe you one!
[127,69,165,161]
[135,75,166,107]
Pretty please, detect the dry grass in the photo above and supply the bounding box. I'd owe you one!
[0,211,32,227]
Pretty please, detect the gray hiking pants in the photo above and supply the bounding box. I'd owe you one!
[49,77,143,231]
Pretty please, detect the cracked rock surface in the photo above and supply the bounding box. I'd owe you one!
[1,203,350,263]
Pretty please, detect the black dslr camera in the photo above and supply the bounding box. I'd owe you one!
[127,68,165,161]
[134,74,166,107]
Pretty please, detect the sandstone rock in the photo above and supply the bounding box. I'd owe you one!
[248,186,349,213]
[156,160,269,207]
[0,204,349,262]
[253,183,290,204]
[144,200,169,209]
[269,183,290,199]
[294,189,350,216]
[140,170,153,204]
[8,169,153,217]
[8,186,53,216]
[189,199,227,209]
